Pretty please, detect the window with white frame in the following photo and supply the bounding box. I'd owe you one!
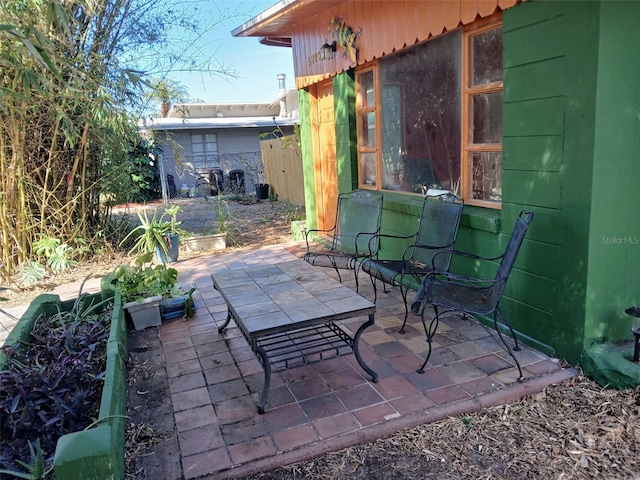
[190,133,218,170]
[356,19,503,207]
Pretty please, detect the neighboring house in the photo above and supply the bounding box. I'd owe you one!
[141,78,299,197]
[233,0,640,384]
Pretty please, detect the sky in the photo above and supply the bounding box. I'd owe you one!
[166,1,295,104]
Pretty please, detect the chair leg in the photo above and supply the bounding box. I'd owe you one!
[328,256,342,283]
[494,310,524,381]
[399,283,409,333]
[370,273,378,303]
[418,312,441,374]
[352,258,361,292]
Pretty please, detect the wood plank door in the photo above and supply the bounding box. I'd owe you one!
[316,80,338,230]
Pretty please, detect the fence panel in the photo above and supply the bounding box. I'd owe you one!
[260,136,305,206]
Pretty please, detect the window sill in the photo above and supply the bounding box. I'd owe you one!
[460,205,501,233]
[382,192,500,233]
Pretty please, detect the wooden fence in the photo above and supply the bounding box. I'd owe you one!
[260,136,305,206]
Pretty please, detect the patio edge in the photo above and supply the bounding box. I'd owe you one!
[209,367,578,479]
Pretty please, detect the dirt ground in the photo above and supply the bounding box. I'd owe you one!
[1,196,296,308]
[3,198,639,479]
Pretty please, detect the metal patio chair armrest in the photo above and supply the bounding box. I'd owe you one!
[304,225,337,251]
[365,232,415,258]
[430,248,506,271]
[355,229,383,258]
[406,242,456,262]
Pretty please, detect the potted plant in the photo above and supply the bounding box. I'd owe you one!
[120,205,182,263]
[159,205,182,263]
[182,195,231,252]
[108,253,195,330]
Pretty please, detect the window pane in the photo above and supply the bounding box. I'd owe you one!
[471,26,502,86]
[360,152,377,186]
[204,133,217,144]
[472,91,503,144]
[205,142,217,153]
[360,112,376,147]
[358,70,375,108]
[471,151,502,201]
[380,30,461,194]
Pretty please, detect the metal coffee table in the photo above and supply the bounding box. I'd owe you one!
[212,259,378,414]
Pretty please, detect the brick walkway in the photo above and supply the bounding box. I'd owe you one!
[126,242,575,479]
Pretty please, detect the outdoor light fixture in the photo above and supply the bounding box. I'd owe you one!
[624,306,640,363]
[320,41,336,60]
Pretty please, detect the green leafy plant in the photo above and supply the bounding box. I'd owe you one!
[17,237,81,286]
[0,303,111,476]
[284,201,304,222]
[111,253,193,305]
[0,438,52,479]
[120,209,171,256]
[119,206,187,258]
[163,205,182,235]
[18,261,46,287]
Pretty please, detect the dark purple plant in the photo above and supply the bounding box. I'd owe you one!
[0,303,111,474]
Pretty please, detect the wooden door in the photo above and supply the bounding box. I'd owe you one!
[316,81,338,230]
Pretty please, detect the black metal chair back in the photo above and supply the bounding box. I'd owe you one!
[487,211,534,309]
[332,190,384,256]
[411,194,464,272]
[304,189,383,289]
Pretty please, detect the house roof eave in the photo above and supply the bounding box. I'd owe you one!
[139,116,300,132]
[231,0,345,38]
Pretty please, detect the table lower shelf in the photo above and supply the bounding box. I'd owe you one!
[218,310,377,414]
[257,322,355,372]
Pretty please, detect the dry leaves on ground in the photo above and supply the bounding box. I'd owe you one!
[243,374,639,480]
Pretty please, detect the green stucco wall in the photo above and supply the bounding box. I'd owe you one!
[504,0,640,364]
[333,71,359,193]
[301,0,639,372]
[586,1,640,348]
[299,88,317,230]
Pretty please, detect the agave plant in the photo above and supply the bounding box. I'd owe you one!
[120,209,171,256]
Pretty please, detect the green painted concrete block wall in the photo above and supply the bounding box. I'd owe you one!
[54,290,128,479]
[505,0,640,364]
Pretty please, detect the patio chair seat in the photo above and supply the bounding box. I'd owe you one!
[411,278,495,317]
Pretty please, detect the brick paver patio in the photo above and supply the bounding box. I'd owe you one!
[6,241,576,479]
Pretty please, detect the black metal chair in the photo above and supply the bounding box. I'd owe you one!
[410,210,534,379]
[360,193,464,331]
[304,190,384,291]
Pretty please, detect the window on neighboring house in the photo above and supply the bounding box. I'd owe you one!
[355,18,503,207]
[191,133,218,170]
